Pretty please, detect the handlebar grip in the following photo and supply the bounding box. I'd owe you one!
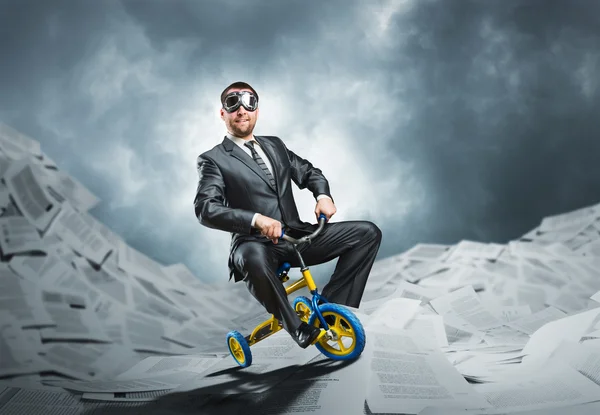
[281,229,285,238]
[319,213,328,222]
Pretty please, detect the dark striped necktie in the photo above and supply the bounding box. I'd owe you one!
[244,141,276,189]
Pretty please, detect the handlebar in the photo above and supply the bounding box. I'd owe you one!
[280,213,328,245]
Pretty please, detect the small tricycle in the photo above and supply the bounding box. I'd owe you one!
[226,214,367,367]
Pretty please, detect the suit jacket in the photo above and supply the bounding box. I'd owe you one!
[194,135,334,282]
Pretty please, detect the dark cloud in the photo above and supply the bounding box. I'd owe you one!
[121,0,321,52]
[1,0,600,281]
[373,0,600,257]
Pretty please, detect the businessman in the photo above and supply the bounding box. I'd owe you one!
[194,81,382,348]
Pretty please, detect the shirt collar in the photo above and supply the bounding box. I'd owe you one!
[226,132,256,147]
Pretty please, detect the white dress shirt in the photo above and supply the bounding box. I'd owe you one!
[225,132,332,228]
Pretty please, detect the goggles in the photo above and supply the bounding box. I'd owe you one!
[222,91,259,113]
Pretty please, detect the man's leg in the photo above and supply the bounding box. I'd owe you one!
[232,241,303,335]
[292,221,382,308]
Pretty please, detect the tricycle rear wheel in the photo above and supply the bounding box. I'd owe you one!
[226,330,252,367]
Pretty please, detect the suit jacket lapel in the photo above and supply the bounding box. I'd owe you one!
[221,136,277,192]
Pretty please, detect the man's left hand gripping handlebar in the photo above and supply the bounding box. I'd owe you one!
[315,197,336,222]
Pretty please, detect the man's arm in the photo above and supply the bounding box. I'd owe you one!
[194,154,256,234]
[284,144,335,204]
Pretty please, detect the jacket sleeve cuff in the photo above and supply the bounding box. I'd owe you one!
[251,213,260,228]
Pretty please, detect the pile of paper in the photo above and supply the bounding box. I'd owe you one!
[0,121,599,414]
[359,232,600,414]
[0,122,270,408]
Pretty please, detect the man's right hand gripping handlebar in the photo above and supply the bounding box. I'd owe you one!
[254,214,284,244]
[255,214,328,245]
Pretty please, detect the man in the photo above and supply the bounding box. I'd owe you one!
[194,81,382,349]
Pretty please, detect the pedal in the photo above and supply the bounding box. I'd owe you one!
[276,262,291,282]
[311,329,328,345]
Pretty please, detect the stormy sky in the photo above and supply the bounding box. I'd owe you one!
[1,0,600,284]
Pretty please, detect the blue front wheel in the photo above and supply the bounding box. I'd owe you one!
[308,303,366,361]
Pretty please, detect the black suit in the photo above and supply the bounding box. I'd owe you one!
[194,135,382,334]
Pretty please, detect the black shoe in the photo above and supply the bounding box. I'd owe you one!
[293,322,321,349]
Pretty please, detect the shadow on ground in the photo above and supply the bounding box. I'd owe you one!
[80,356,356,415]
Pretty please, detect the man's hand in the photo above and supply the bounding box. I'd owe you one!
[315,198,337,222]
[254,214,283,244]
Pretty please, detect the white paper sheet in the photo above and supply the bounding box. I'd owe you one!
[367,297,422,330]
[404,314,449,349]
[444,240,504,262]
[160,262,201,286]
[3,158,62,231]
[0,122,41,155]
[419,399,600,415]
[482,325,530,347]
[365,327,491,414]
[401,244,452,262]
[40,301,112,343]
[237,354,369,415]
[43,371,200,393]
[0,268,55,328]
[73,257,129,306]
[497,305,532,323]
[40,168,100,212]
[172,330,321,394]
[506,306,566,335]
[360,281,446,315]
[442,314,485,350]
[49,356,221,396]
[473,360,600,414]
[547,288,591,313]
[0,216,43,254]
[0,322,49,377]
[130,277,194,325]
[430,285,504,331]
[520,307,600,368]
[509,240,557,260]
[0,184,11,210]
[123,310,188,355]
[40,289,111,342]
[39,344,114,381]
[549,340,600,386]
[539,206,597,233]
[162,314,231,348]
[114,355,223,380]
[117,239,169,281]
[9,252,72,286]
[47,201,112,265]
[80,389,177,402]
[400,261,452,284]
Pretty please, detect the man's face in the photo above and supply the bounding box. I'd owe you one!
[220,87,259,138]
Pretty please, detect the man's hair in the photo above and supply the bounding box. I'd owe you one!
[220,81,259,105]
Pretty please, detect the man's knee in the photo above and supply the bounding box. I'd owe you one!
[361,221,382,243]
[233,243,269,278]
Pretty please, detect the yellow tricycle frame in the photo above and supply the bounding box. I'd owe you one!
[245,268,319,346]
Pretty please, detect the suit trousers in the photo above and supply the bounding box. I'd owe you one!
[231,220,382,335]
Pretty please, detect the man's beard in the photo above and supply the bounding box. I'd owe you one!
[229,119,254,137]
